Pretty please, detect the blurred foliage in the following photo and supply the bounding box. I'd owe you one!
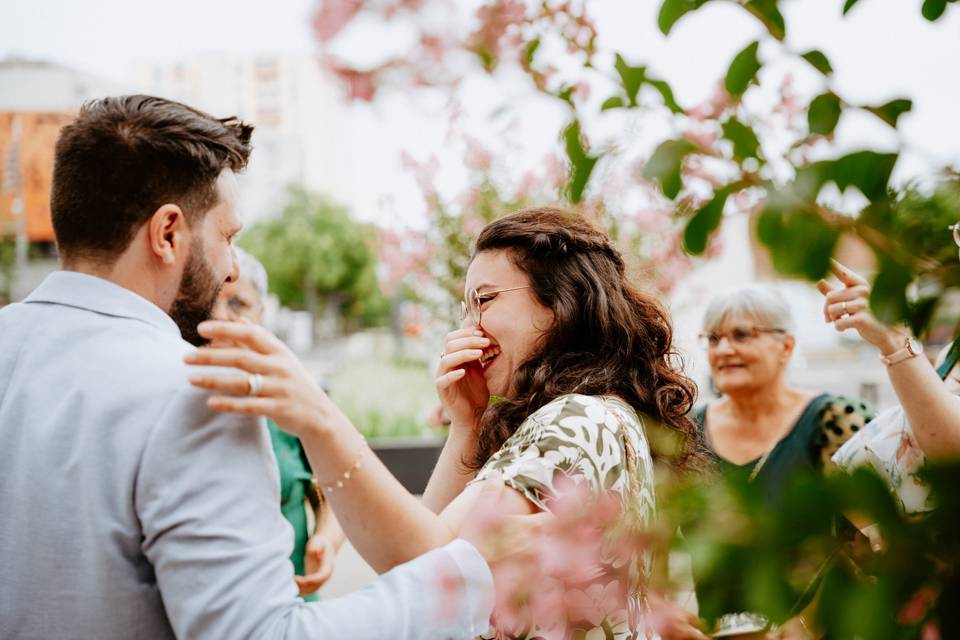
[639,1,960,337]
[318,0,960,335]
[327,352,439,439]
[427,177,538,320]
[239,186,389,329]
[0,236,15,306]
[652,460,960,638]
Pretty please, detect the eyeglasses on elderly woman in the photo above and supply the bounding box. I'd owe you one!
[698,325,786,350]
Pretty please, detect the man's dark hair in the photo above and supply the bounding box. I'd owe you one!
[51,95,253,261]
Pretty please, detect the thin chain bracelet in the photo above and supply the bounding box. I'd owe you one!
[314,435,367,494]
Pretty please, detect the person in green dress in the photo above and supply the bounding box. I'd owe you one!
[692,284,874,638]
[212,249,344,600]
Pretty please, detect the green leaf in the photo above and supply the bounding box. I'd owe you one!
[725,41,761,97]
[721,117,761,162]
[801,49,833,75]
[647,78,684,113]
[523,37,540,66]
[684,189,730,254]
[556,85,575,105]
[827,151,898,200]
[614,54,645,106]
[808,92,842,136]
[744,0,786,40]
[756,205,839,280]
[643,139,698,199]
[601,96,625,111]
[922,0,948,20]
[906,295,940,337]
[658,0,710,35]
[864,98,912,128]
[613,55,684,113]
[871,257,912,324]
[564,120,599,204]
[647,78,685,114]
[842,0,861,14]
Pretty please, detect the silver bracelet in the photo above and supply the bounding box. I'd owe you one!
[314,435,367,494]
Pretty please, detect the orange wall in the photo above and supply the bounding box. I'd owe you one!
[0,112,75,243]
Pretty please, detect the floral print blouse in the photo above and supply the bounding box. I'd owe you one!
[470,394,655,640]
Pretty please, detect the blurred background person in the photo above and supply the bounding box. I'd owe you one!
[692,285,874,638]
[213,248,344,600]
[694,285,874,498]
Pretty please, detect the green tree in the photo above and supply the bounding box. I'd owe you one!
[239,186,388,333]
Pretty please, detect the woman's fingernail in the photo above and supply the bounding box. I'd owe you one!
[183,351,198,362]
[197,321,213,332]
[474,330,484,336]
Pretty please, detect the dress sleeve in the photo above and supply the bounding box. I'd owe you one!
[471,395,636,511]
[832,406,933,515]
[812,394,876,470]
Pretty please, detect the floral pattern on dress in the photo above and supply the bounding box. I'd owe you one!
[471,394,656,640]
[832,405,934,515]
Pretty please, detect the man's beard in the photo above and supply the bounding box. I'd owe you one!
[169,237,223,347]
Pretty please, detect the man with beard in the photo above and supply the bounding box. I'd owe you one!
[0,96,493,639]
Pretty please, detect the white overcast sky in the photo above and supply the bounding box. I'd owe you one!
[2,0,959,228]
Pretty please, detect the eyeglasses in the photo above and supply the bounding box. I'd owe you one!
[226,296,254,315]
[698,326,786,350]
[460,285,531,326]
[949,223,960,248]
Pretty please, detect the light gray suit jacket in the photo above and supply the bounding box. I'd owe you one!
[0,271,492,639]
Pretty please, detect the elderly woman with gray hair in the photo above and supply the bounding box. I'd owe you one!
[694,285,873,499]
[691,285,874,639]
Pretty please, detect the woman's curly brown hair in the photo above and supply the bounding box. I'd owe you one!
[467,206,706,473]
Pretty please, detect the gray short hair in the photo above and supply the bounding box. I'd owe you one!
[702,285,794,334]
[235,248,268,302]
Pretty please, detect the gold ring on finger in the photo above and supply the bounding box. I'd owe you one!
[841,301,849,316]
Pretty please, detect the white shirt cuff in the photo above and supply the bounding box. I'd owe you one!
[443,539,494,636]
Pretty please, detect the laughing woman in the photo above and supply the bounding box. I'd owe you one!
[186,207,704,639]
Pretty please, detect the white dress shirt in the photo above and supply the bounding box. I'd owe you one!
[0,271,493,639]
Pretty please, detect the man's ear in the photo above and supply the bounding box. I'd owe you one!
[147,204,189,265]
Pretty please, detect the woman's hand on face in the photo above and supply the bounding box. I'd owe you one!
[436,327,491,431]
[817,259,905,354]
[184,321,350,439]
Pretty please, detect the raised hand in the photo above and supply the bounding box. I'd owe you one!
[184,320,352,439]
[435,327,492,432]
[295,534,337,595]
[817,259,906,354]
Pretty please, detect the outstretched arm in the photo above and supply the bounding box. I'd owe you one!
[139,385,493,640]
[819,260,960,460]
[186,321,535,575]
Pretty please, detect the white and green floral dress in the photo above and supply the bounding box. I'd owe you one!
[470,393,656,640]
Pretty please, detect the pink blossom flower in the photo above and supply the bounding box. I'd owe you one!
[312,0,364,44]
[564,581,625,627]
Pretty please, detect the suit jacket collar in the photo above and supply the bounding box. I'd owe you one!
[24,270,182,339]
